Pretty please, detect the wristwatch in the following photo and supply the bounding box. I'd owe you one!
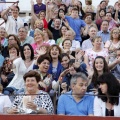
[35,107,40,114]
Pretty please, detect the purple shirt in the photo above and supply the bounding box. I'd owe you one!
[34,3,46,14]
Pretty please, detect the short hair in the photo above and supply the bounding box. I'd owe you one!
[23,70,41,83]
[83,13,93,20]
[37,54,51,65]
[18,27,28,33]
[88,26,97,33]
[70,72,88,86]
[15,6,20,12]
[62,39,72,47]
[0,84,3,92]
[34,28,44,38]
[49,44,62,61]
[71,7,79,13]
[58,8,65,19]
[100,0,106,4]
[8,44,19,56]
[21,43,34,60]
[101,20,109,25]
[92,36,102,43]
[7,34,20,46]
[60,53,70,60]
[97,72,120,105]
[105,12,112,16]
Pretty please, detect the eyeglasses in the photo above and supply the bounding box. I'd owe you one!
[112,32,119,34]
[18,31,25,33]
[8,38,15,41]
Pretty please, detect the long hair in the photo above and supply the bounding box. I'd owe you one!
[92,56,109,88]
[97,72,120,105]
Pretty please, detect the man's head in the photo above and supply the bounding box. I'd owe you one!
[65,30,74,40]
[36,0,42,5]
[101,20,109,32]
[71,72,88,96]
[11,6,20,18]
[100,1,106,9]
[54,18,61,29]
[88,26,97,39]
[71,7,79,18]
[0,27,6,39]
[18,27,28,40]
[105,12,112,22]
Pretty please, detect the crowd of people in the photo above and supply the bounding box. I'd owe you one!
[0,0,120,117]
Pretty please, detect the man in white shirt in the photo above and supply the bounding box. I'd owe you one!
[1,4,24,35]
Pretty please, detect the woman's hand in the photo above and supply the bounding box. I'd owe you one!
[7,107,19,114]
[26,101,37,111]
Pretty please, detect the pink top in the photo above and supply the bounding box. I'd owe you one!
[85,48,109,68]
[31,42,50,54]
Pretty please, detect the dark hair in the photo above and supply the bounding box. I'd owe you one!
[61,53,70,60]
[7,34,20,46]
[59,4,67,14]
[58,8,65,19]
[59,25,68,37]
[15,6,20,12]
[23,70,41,83]
[106,12,112,16]
[97,72,120,105]
[101,20,109,25]
[92,56,109,88]
[62,39,72,47]
[21,43,34,60]
[37,54,51,65]
[99,9,106,17]
[71,7,79,14]
[83,13,93,20]
[8,43,19,56]
[49,44,62,61]
[100,0,106,5]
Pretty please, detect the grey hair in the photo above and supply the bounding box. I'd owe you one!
[70,72,88,86]
[18,27,28,33]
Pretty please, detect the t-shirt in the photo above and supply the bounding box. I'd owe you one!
[65,16,86,41]
[34,3,46,14]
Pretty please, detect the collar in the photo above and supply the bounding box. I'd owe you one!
[101,30,109,33]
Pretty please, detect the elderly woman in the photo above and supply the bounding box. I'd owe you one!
[0,84,11,114]
[7,70,54,114]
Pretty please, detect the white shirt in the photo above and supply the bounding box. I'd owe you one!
[0,93,11,113]
[5,16,24,35]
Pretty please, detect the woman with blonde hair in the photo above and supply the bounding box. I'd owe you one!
[105,27,120,63]
[31,28,45,56]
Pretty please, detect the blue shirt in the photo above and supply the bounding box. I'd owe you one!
[65,16,86,41]
[0,54,4,67]
[97,30,110,43]
[57,91,94,115]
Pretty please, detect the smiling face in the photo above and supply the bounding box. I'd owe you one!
[39,11,45,20]
[9,47,17,57]
[11,7,19,18]
[8,36,17,45]
[38,59,50,73]
[61,56,69,68]
[23,45,31,59]
[93,37,102,47]
[50,46,60,59]
[34,31,44,43]
[25,77,38,93]
[95,58,104,72]
[63,40,72,49]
